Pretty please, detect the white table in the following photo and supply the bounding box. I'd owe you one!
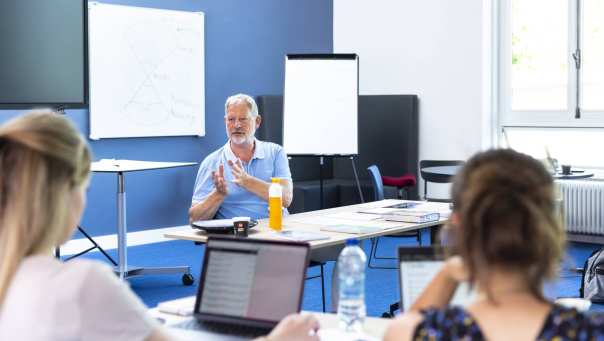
[165,199,450,310]
[164,199,448,246]
[149,297,390,340]
[92,159,197,281]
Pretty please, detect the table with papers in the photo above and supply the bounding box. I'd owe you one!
[164,199,450,249]
[164,199,449,312]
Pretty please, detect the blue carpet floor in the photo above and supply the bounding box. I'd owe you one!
[75,236,604,316]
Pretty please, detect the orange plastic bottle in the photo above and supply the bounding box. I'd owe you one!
[268,178,283,231]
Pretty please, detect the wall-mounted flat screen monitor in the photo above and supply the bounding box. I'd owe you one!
[0,0,88,108]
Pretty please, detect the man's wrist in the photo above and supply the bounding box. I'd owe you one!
[212,188,227,199]
[239,175,253,188]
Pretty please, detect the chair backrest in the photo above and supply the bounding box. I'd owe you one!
[419,160,465,202]
[367,165,385,201]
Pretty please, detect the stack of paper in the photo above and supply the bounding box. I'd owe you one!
[413,202,452,218]
[381,209,440,223]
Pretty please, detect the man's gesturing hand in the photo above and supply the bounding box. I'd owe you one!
[228,159,250,187]
[212,164,228,196]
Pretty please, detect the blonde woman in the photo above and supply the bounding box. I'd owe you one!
[385,149,604,341]
[0,112,319,341]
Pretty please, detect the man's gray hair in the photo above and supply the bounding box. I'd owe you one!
[224,93,259,118]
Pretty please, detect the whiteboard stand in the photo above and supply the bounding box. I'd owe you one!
[349,156,365,204]
[282,54,362,207]
[305,155,364,209]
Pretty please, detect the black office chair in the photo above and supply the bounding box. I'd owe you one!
[419,160,465,202]
[367,165,421,270]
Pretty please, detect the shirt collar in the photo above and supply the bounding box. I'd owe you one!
[224,138,265,162]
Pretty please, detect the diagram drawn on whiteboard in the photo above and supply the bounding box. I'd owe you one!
[89,3,205,139]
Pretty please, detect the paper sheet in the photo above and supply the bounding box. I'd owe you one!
[325,212,382,221]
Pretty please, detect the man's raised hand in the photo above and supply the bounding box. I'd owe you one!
[228,159,250,186]
[212,164,228,195]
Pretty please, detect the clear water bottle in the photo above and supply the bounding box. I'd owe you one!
[337,238,367,333]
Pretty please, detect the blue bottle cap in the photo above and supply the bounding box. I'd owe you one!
[345,238,359,246]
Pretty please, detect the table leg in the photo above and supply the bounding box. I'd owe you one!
[331,261,339,312]
[113,171,192,284]
[430,225,443,245]
[117,172,127,279]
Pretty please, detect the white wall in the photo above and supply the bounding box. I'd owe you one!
[334,0,492,198]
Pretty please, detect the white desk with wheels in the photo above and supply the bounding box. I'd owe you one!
[92,159,197,282]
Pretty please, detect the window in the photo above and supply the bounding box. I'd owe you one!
[509,0,568,112]
[582,0,604,111]
[503,127,604,168]
[498,0,604,168]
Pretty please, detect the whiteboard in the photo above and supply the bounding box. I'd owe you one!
[283,55,358,155]
[88,3,204,139]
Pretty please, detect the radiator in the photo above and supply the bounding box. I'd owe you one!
[558,180,604,235]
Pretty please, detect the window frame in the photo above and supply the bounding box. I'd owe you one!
[497,0,604,129]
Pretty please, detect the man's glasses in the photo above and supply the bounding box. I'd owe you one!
[226,117,251,125]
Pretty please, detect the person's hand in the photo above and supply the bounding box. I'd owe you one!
[212,164,228,196]
[228,159,250,187]
[264,314,319,341]
[444,255,469,283]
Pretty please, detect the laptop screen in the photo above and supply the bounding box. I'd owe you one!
[195,237,309,326]
[398,247,474,311]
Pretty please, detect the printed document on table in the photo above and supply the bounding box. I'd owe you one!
[275,230,330,242]
[288,216,404,230]
[411,202,452,218]
[357,207,401,215]
[324,212,382,221]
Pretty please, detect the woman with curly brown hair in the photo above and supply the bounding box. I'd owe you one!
[385,149,603,340]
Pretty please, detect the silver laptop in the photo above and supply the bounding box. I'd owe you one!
[171,236,310,340]
[398,247,474,311]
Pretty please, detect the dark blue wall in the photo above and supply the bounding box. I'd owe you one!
[0,0,333,236]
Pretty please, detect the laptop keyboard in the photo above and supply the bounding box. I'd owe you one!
[173,319,271,337]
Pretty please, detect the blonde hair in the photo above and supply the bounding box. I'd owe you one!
[0,111,91,307]
[450,149,565,301]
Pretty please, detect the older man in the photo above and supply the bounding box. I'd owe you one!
[189,94,293,221]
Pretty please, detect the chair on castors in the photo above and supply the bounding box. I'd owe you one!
[367,165,421,269]
[419,160,465,202]
[381,173,417,199]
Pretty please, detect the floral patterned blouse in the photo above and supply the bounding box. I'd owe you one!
[413,304,604,340]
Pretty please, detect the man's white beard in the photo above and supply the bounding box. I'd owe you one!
[230,129,255,146]
[231,135,248,145]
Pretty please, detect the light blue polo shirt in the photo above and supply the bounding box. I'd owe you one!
[192,139,292,219]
